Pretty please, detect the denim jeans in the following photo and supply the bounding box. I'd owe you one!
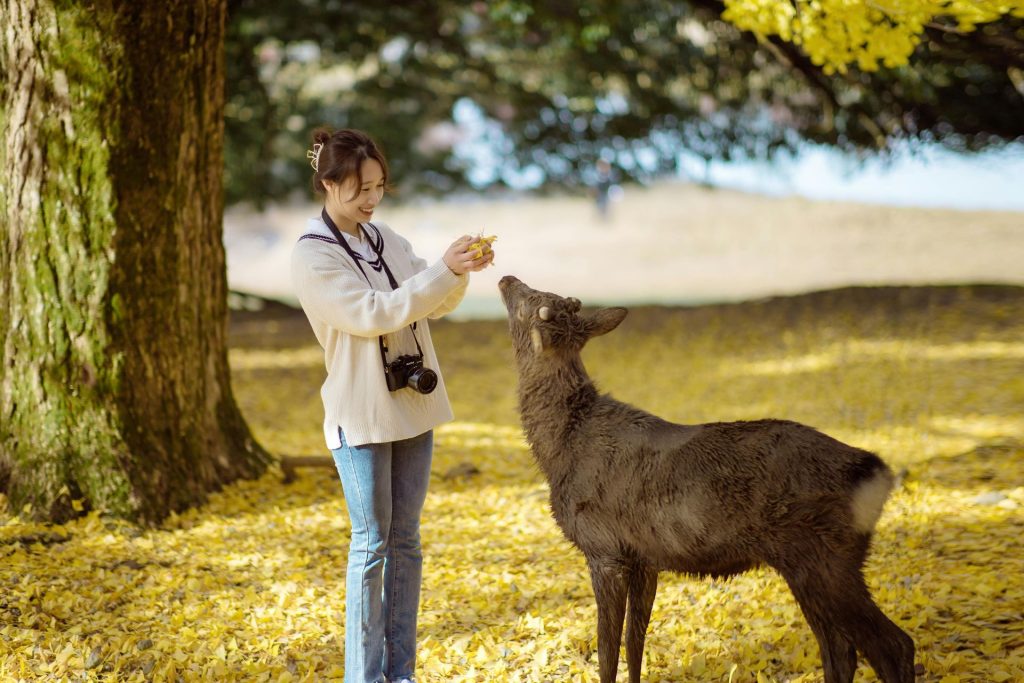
[331,428,433,683]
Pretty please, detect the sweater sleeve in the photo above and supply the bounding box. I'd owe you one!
[393,229,430,275]
[291,240,463,338]
[429,276,469,319]
[392,229,469,319]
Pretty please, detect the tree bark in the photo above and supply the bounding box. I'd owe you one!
[1,0,270,524]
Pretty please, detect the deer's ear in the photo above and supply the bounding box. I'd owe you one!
[584,307,627,338]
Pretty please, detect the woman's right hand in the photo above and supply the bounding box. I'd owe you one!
[443,235,494,275]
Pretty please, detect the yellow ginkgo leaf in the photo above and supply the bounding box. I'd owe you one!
[468,234,497,259]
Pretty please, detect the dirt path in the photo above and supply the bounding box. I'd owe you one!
[224,183,1024,318]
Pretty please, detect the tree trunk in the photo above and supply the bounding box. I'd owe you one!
[0,0,270,524]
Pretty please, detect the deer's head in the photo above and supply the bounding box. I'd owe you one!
[498,276,627,361]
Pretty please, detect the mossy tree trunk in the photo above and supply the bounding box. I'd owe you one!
[0,0,270,524]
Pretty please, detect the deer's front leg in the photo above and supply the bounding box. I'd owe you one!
[626,563,658,683]
[588,556,629,683]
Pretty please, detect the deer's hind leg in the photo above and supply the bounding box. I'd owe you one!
[781,569,858,683]
[774,532,914,683]
[625,563,657,683]
[831,568,915,683]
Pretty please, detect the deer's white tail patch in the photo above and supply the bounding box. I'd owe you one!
[851,468,894,532]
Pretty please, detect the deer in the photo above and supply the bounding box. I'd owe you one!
[497,275,915,683]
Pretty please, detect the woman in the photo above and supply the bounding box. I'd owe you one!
[291,128,493,683]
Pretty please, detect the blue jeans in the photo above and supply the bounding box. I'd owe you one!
[331,429,433,683]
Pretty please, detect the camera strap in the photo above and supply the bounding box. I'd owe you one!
[320,209,426,366]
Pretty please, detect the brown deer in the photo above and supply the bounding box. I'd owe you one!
[497,275,914,683]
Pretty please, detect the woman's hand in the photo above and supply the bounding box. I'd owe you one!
[443,235,495,275]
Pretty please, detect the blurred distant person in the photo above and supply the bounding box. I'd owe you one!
[592,158,619,222]
[291,127,494,683]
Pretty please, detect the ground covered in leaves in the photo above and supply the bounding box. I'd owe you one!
[2,284,1023,682]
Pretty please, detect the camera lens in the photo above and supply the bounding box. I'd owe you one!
[408,367,438,394]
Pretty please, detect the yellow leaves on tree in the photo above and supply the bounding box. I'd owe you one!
[721,0,1024,72]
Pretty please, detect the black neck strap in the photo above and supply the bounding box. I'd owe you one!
[321,208,397,287]
[320,208,424,362]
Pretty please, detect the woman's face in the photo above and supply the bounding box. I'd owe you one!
[324,158,385,230]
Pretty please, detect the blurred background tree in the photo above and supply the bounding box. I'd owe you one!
[224,0,1024,207]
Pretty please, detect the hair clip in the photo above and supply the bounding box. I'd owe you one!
[306,143,323,172]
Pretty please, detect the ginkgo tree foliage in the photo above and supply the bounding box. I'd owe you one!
[722,0,1024,72]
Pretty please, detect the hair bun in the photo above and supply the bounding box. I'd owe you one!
[312,128,332,145]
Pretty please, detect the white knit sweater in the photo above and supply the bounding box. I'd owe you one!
[291,217,468,448]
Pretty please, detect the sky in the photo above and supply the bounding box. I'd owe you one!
[448,97,1023,212]
[686,143,1024,212]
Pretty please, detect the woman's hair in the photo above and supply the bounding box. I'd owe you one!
[310,128,391,200]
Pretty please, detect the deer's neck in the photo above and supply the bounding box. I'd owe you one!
[517,354,598,472]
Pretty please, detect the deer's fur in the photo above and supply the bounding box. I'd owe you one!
[498,275,914,683]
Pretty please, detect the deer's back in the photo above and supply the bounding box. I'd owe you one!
[546,403,890,571]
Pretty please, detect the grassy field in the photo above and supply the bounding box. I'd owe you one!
[224,182,1024,317]
[3,282,1021,681]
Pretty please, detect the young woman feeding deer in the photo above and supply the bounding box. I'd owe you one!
[497,275,915,683]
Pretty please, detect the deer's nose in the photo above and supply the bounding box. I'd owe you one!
[498,275,520,291]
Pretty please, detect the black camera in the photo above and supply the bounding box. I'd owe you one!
[384,353,438,394]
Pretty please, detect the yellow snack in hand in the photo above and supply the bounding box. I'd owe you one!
[468,234,497,260]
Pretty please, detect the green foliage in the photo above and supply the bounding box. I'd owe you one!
[223,0,1024,206]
